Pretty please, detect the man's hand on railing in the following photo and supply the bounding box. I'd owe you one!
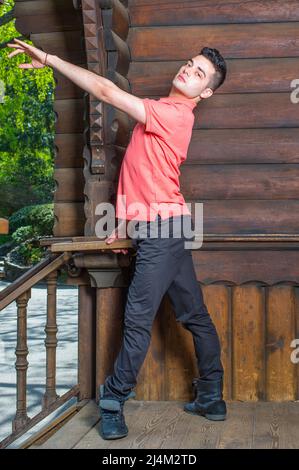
[104,219,129,254]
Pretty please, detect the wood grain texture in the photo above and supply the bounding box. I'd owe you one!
[95,287,126,402]
[53,202,85,237]
[14,0,82,34]
[53,99,84,134]
[54,134,84,168]
[186,129,299,165]
[187,200,299,235]
[128,23,299,60]
[128,58,299,95]
[232,285,266,400]
[129,0,299,26]
[30,31,86,63]
[266,286,297,400]
[180,164,299,200]
[192,250,299,285]
[203,284,232,400]
[31,401,299,449]
[54,168,85,202]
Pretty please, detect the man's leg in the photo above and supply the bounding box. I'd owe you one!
[166,249,224,381]
[103,233,186,401]
[166,248,226,420]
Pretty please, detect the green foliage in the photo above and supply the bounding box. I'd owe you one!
[11,225,35,243]
[0,0,55,218]
[17,242,44,266]
[8,203,54,265]
[9,203,54,234]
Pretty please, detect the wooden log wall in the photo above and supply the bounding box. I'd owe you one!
[13,0,299,401]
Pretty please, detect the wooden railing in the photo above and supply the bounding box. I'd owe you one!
[0,237,135,448]
[0,251,78,448]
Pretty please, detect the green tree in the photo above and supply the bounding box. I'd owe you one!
[0,0,55,217]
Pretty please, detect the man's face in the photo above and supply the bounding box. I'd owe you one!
[172,55,215,101]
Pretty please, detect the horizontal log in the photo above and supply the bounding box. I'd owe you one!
[54,99,84,134]
[54,134,84,168]
[30,31,86,64]
[129,93,299,129]
[187,129,299,164]
[129,0,299,26]
[186,200,299,234]
[180,164,299,200]
[192,250,299,285]
[128,23,299,59]
[54,168,84,202]
[14,0,82,34]
[53,202,85,237]
[128,58,299,95]
[54,67,85,100]
[193,93,299,128]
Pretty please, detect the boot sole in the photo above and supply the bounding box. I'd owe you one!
[99,430,128,440]
[184,408,226,421]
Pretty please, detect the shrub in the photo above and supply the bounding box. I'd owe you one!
[8,203,54,265]
[9,203,54,235]
[11,225,36,244]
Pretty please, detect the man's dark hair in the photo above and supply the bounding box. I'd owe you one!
[199,47,227,91]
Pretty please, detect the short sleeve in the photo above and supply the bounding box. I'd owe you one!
[142,98,182,139]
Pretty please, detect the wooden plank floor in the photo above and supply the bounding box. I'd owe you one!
[30,400,299,449]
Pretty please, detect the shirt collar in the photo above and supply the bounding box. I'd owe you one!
[160,95,197,110]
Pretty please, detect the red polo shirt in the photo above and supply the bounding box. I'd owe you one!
[115,95,196,221]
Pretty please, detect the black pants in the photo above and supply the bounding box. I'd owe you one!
[104,214,224,400]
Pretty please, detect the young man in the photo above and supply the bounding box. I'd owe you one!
[8,40,227,440]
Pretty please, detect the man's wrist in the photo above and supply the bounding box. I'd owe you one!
[45,54,58,68]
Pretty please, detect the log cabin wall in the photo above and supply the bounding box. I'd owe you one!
[13,1,299,402]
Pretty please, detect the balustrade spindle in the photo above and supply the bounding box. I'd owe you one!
[13,290,31,432]
[42,270,59,409]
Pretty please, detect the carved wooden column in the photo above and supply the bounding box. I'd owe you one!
[13,290,31,432]
[42,271,59,409]
[81,0,131,236]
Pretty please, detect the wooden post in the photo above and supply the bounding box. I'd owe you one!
[13,290,31,432]
[78,284,96,400]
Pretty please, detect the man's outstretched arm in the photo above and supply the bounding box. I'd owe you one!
[7,38,146,125]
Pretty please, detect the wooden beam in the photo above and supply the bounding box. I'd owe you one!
[51,239,133,252]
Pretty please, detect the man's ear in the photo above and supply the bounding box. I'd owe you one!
[200,87,214,99]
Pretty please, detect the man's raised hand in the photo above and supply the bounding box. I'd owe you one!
[7,38,48,69]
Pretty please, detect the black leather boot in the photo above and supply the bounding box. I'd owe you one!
[98,384,132,440]
[184,377,227,421]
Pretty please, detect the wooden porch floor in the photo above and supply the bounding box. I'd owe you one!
[29,400,299,449]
